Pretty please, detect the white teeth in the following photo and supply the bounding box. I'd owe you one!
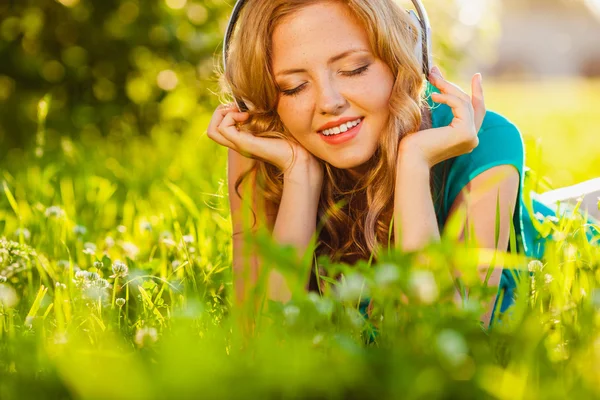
[321,118,363,136]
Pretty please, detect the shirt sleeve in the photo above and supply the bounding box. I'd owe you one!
[443,111,526,217]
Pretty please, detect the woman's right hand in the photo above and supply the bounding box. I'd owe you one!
[207,103,322,175]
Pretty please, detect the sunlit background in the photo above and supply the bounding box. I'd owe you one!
[0,2,600,398]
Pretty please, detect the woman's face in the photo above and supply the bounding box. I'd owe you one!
[271,2,395,173]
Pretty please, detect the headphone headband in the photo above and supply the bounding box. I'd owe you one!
[222,0,433,111]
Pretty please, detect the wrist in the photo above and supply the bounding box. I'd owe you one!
[397,143,431,173]
[284,158,324,187]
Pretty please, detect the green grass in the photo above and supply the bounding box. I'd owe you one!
[0,80,599,399]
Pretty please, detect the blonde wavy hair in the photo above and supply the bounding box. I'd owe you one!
[218,0,450,267]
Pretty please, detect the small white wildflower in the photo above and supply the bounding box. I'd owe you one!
[82,242,97,255]
[73,225,87,236]
[409,270,439,304]
[93,261,104,270]
[140,221,152,232]
[283,304,300,326]
[57,260,70,269]
[45,206,65,218]
[111,261,128,278]
[121,242,140,259]
[54,282,67,290]
[0,284,19,308]
[345,307,366,328]
[171,260,181,269]
[116,297,126,307]
[161,238,177,247]
[374,263,400,287]
[87,272,100,282]
[134,327,158,348]
[14,228,31,241]
[75,270,90,280]
[105,236,115,248]
[528,260,544,273]
[436,329,468,367]
[182,235,194,244]
[117,225,127,234]
[545,274,554,284]
[336,273,369,302]
[188,247,196,254]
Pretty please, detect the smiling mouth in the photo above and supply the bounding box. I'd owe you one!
[318,117,364,136]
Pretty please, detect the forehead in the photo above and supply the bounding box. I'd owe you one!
[271,2,370,70]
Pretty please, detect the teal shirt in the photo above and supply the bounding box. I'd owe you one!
[424,82,596,317]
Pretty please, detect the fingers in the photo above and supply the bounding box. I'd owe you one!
[471,73,486,132]
[207,103,242,149]
[218,111,253,149]
[429,66,471,104]
[430,92,473,124]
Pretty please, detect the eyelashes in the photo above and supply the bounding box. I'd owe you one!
[281,64,371,97]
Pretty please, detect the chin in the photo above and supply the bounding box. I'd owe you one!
[325,150,377,171]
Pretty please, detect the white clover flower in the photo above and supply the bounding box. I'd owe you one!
[409,270,439,304]
[527,260,544,273]
[82,242,97,255]
[134,327,158,348]
[45,206,65,218]
[121,242,139,259]
[283,304,300,326]
[116,298,126,307]
[87,272,100,282]
[93,261,104,270]
[140,221,152,232]
[73,225,87,236]
[14,228,31,241]
[105,236,115,248]
[436,329,468,367]
[75,270,90,280]
[0,284,18,308]
[111,260,129,278]
[161,238,177,247]
[336,273,369,302]
[374,263,400,287]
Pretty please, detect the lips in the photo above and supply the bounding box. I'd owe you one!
[317,116,364,133]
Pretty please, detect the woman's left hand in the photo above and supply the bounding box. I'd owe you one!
[399,66,486,168]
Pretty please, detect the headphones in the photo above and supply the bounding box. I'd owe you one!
[222,0,433,112]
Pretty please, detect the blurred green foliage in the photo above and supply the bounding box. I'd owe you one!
[0,0,499,154]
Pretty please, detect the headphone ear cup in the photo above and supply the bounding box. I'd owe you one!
[406,9,426,76]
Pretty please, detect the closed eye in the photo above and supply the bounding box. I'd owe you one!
[281,64,371,97]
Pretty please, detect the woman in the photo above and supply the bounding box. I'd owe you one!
[207,0,600,328]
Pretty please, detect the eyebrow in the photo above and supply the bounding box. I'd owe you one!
[275,49,370,77]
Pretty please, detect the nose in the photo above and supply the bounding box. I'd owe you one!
[317,78,347,116]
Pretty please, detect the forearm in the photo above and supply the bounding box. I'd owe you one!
[394,151,440,252]
[268,160,323,302]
